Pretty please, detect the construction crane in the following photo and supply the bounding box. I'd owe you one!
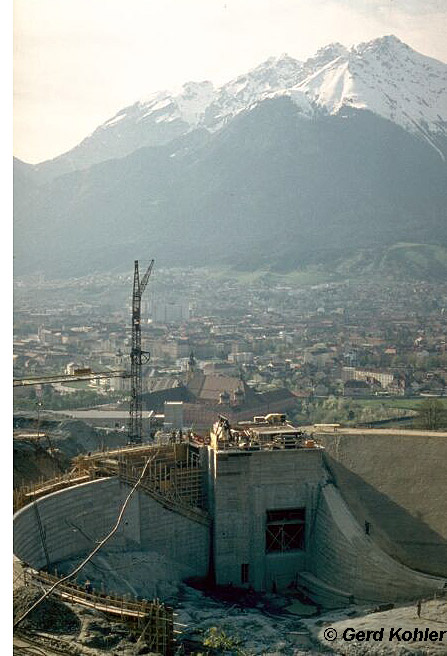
[128,259,154,444]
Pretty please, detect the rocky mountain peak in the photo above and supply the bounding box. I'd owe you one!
[34,36,447,176]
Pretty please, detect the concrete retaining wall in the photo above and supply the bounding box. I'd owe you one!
[13,476,210,589]
[14,478,129,570]
[316,431,447,577]
[138,489,209,574]
[310,484,446,605]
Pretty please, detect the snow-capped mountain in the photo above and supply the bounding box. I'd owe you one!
[15,34,447,279]
[139,80,216,127]
[207,35,447,143]
[201,53,309,131]
[35,81,218,178]
[291,36,447,157]
[33,35,447,179]
[212,35,447,151]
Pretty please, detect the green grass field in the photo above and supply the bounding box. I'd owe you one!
[353,397,447,412]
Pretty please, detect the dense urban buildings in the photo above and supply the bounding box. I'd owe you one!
[13,270,447,430]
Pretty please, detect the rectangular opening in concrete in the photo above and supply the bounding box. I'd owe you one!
[241,563,249,584]
[266,508,306,553]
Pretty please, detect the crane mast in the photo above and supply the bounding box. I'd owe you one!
[128,259,154,444]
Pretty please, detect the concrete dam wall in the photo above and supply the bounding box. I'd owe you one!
[13,476,210,596]
[315,430,447,578]
[307,483,445,607]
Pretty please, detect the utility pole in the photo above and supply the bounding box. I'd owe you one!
[128,260,154,444]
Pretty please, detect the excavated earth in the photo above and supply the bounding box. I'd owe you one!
[13,414,130,488]
[13,562,447,656]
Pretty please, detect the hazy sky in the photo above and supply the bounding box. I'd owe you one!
[14,0,447,164]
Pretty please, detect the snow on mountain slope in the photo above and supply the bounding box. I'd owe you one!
[95,54,308,138]
[138,80,216,127]
[86,80,216,151]
[202,54,307,130]
[291,36,447,152]
[115,35,447,143]
[34,35,447,175]
[33,81,217,177]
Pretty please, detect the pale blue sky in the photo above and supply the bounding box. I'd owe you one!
[14,0,447,163]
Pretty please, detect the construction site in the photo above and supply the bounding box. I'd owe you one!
[13,262,447,654]
[13,415,447,652]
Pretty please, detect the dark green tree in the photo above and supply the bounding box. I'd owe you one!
[417,398,445,430]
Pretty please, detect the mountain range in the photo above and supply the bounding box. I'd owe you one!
[14,35,447,279]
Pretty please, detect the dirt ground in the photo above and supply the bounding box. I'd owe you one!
[305,598,447,655]
[13,557,447,656]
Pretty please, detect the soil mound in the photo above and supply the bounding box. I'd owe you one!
[13,585,80,634]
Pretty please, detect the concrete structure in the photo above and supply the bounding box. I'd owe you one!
[206,445,323,591]
[203,418,446,604]
[14,476,210,595]
[313,428,447,578]
[13,423,447,609]
[308,484,446,607]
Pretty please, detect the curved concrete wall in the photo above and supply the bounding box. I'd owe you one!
[316,431,447,577]
[13,477,210,590]
[310,484,446,605]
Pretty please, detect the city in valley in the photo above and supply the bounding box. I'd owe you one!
[13,269,447,430]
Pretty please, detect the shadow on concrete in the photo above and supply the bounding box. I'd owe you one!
[322,453,447,578]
